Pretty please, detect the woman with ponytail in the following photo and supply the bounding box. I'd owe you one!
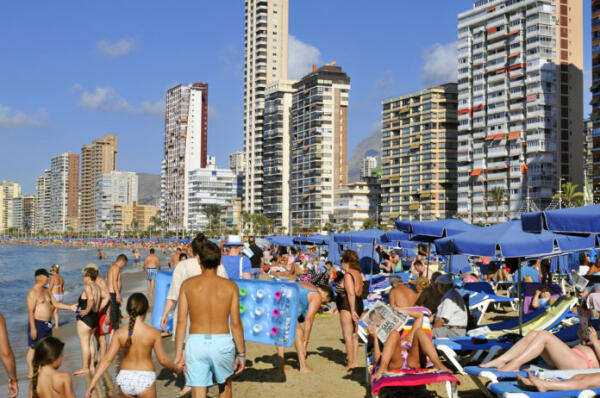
[29,337,74,398]
[85,293,182,398]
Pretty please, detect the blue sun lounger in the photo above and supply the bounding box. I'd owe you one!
[489,380,600,398]
[463,282,517,311]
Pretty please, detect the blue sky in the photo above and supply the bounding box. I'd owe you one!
[0,1,592,193]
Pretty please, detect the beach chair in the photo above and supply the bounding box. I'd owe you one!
[369,368,460,398]
[488,380,600,398]
[464,281,517,311]
[522,283,563,314]
[457,288,494,325]
[435,296,577,374]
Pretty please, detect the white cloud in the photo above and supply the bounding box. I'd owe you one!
[76,86,163,116]
[96,38,137,57]
[0,105,44,129]
[420,42,458,86]
[288,35,322,80]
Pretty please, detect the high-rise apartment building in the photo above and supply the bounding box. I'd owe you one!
[22,195,34,234]
[112,201,158,234]
[243,0,289,215]
[0,181,21,234]
[34,170,51,232]
[290,65,350,232]
[229,151,245,199]
[187,163,235,232]
[592,0,600,202]
[584,119,593,192]
[361,156,378,179]
[95,171,138,232]
[50,153,79,233]
[161,83,208,231]
[457,0,583,223]
[81,134,118,232]
[381,84,458,222]
[263,80,295,232]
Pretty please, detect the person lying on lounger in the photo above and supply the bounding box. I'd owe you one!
[517,370,600,393]
[531,286,556,310]
[481,325,600,372]
[369,309,451,381]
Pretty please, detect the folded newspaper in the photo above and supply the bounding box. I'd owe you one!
[358,301,410,343]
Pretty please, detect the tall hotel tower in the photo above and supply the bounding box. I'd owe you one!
[243,0,289,215]
[592,0,600,201]
[161,83,208,231]
[457,0,582,223]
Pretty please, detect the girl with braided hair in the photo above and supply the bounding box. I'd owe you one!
[86,293,182,398]
[30,337,74,398]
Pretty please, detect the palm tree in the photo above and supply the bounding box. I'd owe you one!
[130,220,140,239]
[487,187,506,223]
[553,182,584,208]
[242,212,252,235]
[362,218,376,230]
[104,223,112,238]
[149,214,162,239]
[202,204,223,236]
[322,222,334,233]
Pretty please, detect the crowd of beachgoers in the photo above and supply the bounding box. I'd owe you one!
[1,233,600,397]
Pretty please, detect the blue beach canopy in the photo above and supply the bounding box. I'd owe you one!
[333,228,385,244]
[521,205,600,234]
[395,218,481,242]
[381,230,411,242]
[292,234,329,245]
[436,219,596,258]
[266,235,295,247]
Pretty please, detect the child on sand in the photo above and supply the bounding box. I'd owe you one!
[85,293,182,398]
[30,337,75,398]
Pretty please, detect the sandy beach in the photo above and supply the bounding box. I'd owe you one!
[1,261,488,397]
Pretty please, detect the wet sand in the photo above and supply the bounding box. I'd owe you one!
[3,265,489,397]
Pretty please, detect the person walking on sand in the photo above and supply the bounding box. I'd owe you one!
[85,293,182,398]
[48,264,65,329]
[27,269,77,377]
[160,234,228,397]
[107,254,128,333]
[30,337,75,398]
[144,248,160,304]
[0,313,18,397]
[175,240,245,398]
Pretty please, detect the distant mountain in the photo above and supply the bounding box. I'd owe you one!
[137,173,161,206]
[348,128,382,182]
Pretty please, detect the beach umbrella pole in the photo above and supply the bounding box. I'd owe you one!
[516,257,523,336]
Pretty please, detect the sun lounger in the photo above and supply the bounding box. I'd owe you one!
[370,368,460,397]
[435,296,577,374]
[488,380,600,398]
[522,283,563,314]
[464,281,517,311]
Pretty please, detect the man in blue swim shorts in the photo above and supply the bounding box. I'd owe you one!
[175,240,245,396]
[143,248,160,304]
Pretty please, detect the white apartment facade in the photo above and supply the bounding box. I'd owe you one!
[333,182,371,230]
[243,0,289,215]
[361,156,378,179]
[0,181,21,234]
[49,153,79,233]
[187,164,235,232]
[457,0,583,223]
[162,83,208,231]
[95,171,138,232]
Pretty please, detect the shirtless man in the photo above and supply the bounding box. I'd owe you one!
[388,276,418,309]
[48,264,65,328]
[144,249,161,303]
[107,254,128,333]
[26,269,76,376]
[170,247,182,270]
[175,241,245,398]
[84,263,111,363]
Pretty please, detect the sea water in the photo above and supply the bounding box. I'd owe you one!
[0,244,169,392]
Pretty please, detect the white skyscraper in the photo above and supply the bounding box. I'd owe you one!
[162,83,208,231]
[187,163,235,232]
[360,156,378,180]
[243,0,289,215]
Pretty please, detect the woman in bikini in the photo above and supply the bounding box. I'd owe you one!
[48,264,65,329]
[74,267,107,376]
[481,325,600,372]
[30,337,75,398]
[335,250,366,369]
[370,310,452,380]
[85,293,181,398]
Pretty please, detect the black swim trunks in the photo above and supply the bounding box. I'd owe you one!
[27,319,53,348]
[110,292,120,328]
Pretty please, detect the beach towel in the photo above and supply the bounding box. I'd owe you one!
[370,368,459,395]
